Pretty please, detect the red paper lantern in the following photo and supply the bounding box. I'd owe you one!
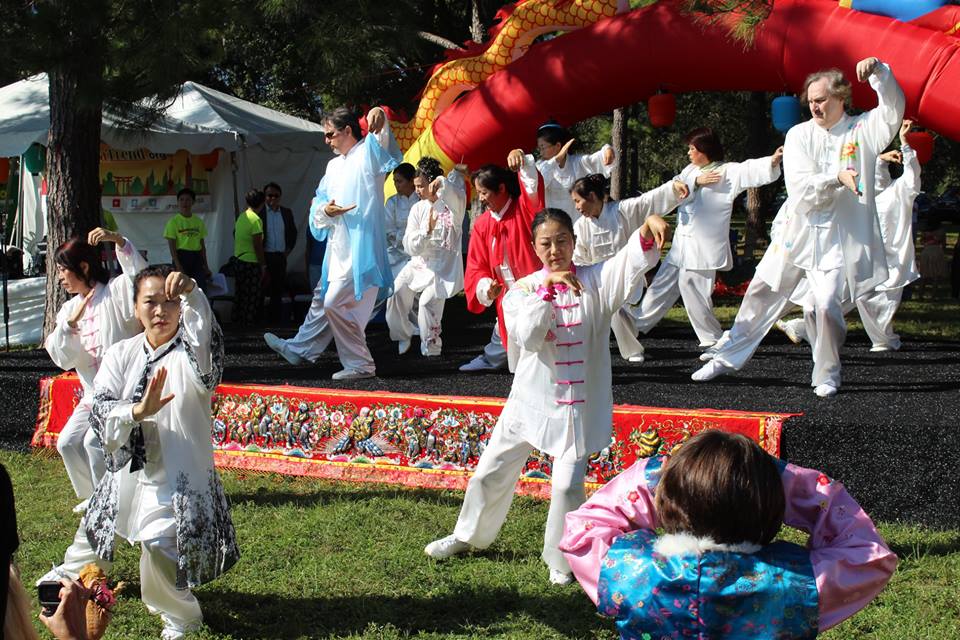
[648,93,676,128]
[904,130,934,164]
[200,150,220,171]
[0,158,9,181]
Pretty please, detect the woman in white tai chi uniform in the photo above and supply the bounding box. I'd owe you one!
[570,173,686,361]
[534,120,616,223]
[425,207,668,585]
[46,227,147,513]
[387,157,467,357]
[634,128,783,350]
[39,266,238,640]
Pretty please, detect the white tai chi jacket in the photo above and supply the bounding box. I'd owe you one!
[572,181,680,267]
[532,145,616,222]
[668,157,781,271]
[84,288,238,588]
[385,191,419,275]
[399,169,467,299]
[755,62,905,301]
[874,144,921,291]
[499,231,660,459]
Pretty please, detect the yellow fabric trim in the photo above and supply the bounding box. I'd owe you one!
[383,125,454,202]
[947,21,960,36]
[838,0,853,8]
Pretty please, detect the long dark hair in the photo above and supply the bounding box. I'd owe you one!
[54,238,109,288]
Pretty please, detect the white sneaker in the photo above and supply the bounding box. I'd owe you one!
[331,369,375,381]
[72,498,89,514]
[458,356,500,372]
[870,344,893,352]
[627,354,645,363]
[549,569,574,585]
[814,383,838,398]
[264,333,305,365]
[424,534,472,559]
[775,319,804,345]
[699,350,716,362]
[691,359,734,382]
[398,339,411,355]
[161,627,186,640]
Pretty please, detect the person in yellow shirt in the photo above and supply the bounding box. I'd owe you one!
[233,189,267,324]
[163,188,211,292]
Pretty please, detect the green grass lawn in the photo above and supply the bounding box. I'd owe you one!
[5,452,958,639]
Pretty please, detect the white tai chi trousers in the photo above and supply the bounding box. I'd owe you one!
[287,275,379,373]
[60,524,203,635]
[452,421,588,573]
[386,282,445,356]
[711,277,797,371]
[802,267,846,388]
[857,288,903,350]
[57,403,105,499]
[285,276,333,363]
[635,262,723,347]
[611,306,645,360]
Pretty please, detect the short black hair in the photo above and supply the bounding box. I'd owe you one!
[323,107,362,142]
[684,127,725,162]
[246,188,266,209]
[263,182,282,195]
[177,188,197,201]
[134,264,175,300]
[393,163,416,181]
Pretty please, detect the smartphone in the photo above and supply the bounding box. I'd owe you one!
[37,581,62,616]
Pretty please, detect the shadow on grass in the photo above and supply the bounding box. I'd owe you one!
[199,586,609,639]
[226,485,467,509]
[888,533,960,559]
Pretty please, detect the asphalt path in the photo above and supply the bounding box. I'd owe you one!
[2,299,957,527]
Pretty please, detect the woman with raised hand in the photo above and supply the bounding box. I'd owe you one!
[45,227,147,513]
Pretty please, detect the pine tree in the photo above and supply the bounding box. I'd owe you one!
[1,0,221,334]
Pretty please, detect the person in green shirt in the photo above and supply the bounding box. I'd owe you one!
[163,188,211,292]
[233,189,267,324]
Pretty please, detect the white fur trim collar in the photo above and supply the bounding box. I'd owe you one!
[653,533,762,557]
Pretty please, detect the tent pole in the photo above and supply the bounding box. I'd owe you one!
[230,151,240,219]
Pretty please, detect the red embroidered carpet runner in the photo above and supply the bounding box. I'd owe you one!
[33,374,794,498]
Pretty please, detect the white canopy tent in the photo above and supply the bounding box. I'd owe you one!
[0,74,333,274]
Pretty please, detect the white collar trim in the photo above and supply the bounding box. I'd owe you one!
[653,532,762,557]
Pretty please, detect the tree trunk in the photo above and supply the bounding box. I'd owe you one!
[43,67,104,338]
[470,0,486,43]
[610,107,627,200]
[742,91,770,264]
